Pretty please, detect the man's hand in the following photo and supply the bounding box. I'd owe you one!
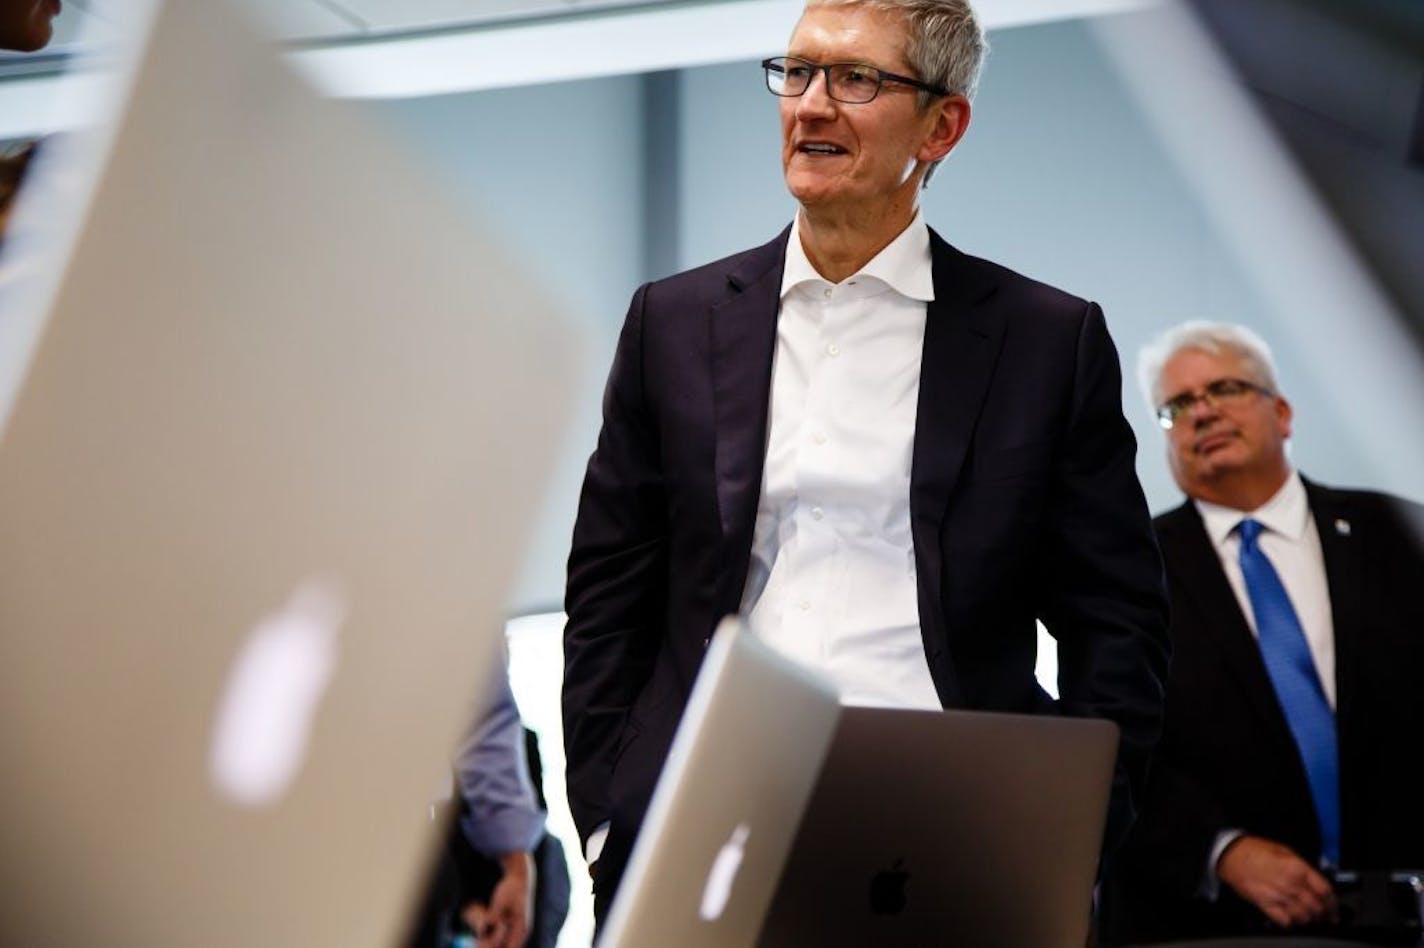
[1216,834,1337,929]
[462,851,535,948]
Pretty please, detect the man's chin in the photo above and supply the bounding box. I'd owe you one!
[784,172,846,207]
[1190,457,1251,493]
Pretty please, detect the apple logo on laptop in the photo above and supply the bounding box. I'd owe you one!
[208,578,346,807]
[869,858,909,915]
[699,823,751,921]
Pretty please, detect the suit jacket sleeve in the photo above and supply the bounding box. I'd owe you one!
[561,283,669,850]
[1040,303,1171,859]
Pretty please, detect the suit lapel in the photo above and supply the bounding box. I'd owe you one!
[1303,479,1363,731]
[709,229,787,601]
[909,231,1005,526]
[1159,502,1294,735]
[903,233,1002,705]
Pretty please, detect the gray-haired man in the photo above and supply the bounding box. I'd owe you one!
[1102,321,1424,942]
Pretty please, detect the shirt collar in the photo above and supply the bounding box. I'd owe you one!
[780,210,934,302]
[1196,469,1309,547]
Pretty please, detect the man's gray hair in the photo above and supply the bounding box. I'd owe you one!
[808,0,988,186]
[1136,320,1282,417]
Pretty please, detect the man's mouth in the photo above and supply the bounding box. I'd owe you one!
[798,142,847,155]
[1194,430,1236,454]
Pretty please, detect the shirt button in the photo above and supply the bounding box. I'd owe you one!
[812,432,827,445]
[799,599,811,611]
[811,506,824,520]
[823,288,832,299]
[827,343,840,357]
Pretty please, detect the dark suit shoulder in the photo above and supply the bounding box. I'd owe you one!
[1303,478,1424,549]
[641,229,788,307]
[1304,478,1424,518]
[1149,502,1212,567]
[1152,499,1200,535]
[928,229,1092,318]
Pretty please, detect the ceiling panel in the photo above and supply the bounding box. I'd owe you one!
[325,0,672,35]
[243,0,364,41]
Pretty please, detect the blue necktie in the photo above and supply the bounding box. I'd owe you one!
[1237,518,1340,865]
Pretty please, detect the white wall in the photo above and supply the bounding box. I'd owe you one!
[364,75,646,613]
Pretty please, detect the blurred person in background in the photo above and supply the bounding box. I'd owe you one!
[1102,321,1424,944]
[562,0,1169,927]
[447,726,570,948]
[409,668,545,948]
[0,0,58,53]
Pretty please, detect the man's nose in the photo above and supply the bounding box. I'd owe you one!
[796,69,837,118]
[1188,394,1220,425]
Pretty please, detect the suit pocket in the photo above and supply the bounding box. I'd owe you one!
[611,714,642,773]
[609,670,675,777]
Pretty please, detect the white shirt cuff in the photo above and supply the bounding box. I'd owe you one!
[586,822,611,865]
[1201,829,1245,901]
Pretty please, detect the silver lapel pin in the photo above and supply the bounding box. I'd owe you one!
[1334,518,1351,536]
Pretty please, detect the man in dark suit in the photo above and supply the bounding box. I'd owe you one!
[1102,321,1424,943]
[562,0,1170,923]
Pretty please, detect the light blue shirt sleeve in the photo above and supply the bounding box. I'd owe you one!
[453,663,545,858]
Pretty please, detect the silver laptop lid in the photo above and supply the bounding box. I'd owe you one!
[598,617,842,948]
[759,707,1119,948]
[0,0,577,944]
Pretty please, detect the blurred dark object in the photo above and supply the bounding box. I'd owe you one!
[1331,870,1424,947]
[1108,871,1424,947]
[1144,933,1389,939]
[1187,0,1424,350]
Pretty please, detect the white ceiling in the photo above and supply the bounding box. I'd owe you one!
[22,0,1160,52]
[33,0,679,46]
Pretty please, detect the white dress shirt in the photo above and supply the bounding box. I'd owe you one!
[738,211,941,711]
[1194,470,1336,892]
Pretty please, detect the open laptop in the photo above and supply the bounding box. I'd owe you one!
[597,617,842,948]
[757,707,1119,947]
[0,0,576,945]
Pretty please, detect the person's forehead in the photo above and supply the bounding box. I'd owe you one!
[1164,346,1246,377]
[789,4,911,62]
[1157,346,1247,399]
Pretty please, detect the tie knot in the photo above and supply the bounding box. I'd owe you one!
[1237,518,1264,546]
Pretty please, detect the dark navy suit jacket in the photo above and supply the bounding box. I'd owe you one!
[562,226,1170,914]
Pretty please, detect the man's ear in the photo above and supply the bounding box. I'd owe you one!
[1276,394,1293,441]
[919,94,971,163]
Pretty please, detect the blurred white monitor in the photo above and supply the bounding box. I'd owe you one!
[0,0,577,944]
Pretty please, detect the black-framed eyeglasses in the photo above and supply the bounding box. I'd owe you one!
[761,56,949,104]
[1156,377,1273,429]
